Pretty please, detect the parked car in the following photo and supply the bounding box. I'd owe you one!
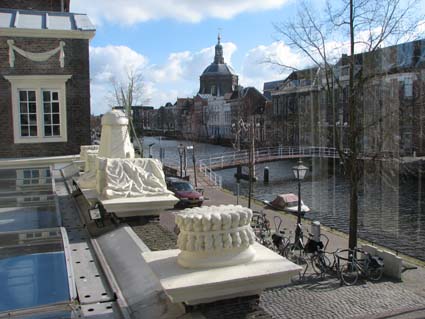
[166,177,204,208]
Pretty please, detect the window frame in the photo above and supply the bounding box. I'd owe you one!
[5,75,72,144]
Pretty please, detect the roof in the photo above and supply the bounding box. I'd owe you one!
[202,63,237,76]
[263,79,285,91]
[0,8,95,39]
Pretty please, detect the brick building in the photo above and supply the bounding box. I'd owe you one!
[0,0,95,158]
[265,39,425,156]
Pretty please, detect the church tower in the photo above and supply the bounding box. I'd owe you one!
[199,34,238,96]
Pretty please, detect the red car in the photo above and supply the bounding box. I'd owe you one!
[166,177,204,208]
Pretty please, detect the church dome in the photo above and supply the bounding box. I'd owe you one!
[199,34,239,96]
[201,33,236,76]
[202,63,236,76]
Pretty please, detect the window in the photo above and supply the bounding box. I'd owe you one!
[5,75,71,144]
[404,78,413,98]
[43,90,61,136]
[19,90,37,137]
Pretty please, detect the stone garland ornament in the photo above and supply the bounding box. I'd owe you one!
[175,205,256,268]
[7,40,65,68]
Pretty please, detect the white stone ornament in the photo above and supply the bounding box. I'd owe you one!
[98,109,135,159]
[7,40,66,68]
[175,205,256,268]
[96,157,173,200]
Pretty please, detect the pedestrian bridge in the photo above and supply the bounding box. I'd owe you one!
[197,146,344,187]
[199,146,342,170]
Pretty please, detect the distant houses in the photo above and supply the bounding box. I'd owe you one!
[0,0,95,158]
[266,39,425,157]
[145,38,425,157]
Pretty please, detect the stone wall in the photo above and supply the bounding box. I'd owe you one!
[0,0,67,12]
[0,36,91,158]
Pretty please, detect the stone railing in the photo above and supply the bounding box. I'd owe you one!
[175,205,256,268]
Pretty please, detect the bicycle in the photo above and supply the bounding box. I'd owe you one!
[337,248,384,286]
[251,211,271,236]
[271,216,291,255]
[251,211,273,248]
[309,246,341,278]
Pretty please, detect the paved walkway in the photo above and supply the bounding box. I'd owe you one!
[158,168,425,319]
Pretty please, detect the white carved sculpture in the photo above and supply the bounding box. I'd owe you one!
[96,158,173,200]
[98,110,135,159]
[78,150,98,189]
[175,205,256,268]
[80,145,99,172]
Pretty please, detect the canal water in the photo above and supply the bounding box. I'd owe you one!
[144,137,425,261]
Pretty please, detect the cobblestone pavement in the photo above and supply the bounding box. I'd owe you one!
[133,169,425,319]
[129,219,177,251]
[261,276,425,319]
[131,217,425,319]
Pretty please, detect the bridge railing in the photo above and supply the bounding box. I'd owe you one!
[199,161,222,188]
[198,146,343,171]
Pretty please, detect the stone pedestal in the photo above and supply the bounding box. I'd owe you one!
[75,109,178,217]
[142,205,302,305]
[142,242,301,305]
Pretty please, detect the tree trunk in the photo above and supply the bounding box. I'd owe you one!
[348,0,358,250]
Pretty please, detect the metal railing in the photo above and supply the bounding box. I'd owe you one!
[164,146,346,189]
[199,161,222,188]
[198,146,345,171]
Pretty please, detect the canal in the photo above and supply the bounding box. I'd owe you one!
[144,137,425,262]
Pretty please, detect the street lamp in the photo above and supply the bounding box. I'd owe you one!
[231,118,260,208]
[292,159,309,245]
[177,144,184,178]
[186,145,197,186]
[148,143,155,158]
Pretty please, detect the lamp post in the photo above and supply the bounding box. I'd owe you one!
[178,144,184,178]
[231,118,259,208]
[292,159,309,244]
[186,145,197,186]
[148,143,155,158]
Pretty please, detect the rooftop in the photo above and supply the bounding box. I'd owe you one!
[0,8,95,38]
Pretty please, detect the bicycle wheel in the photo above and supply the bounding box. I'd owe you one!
[311,254,331,275]
[368,266,383,281]
[340,262,358,286]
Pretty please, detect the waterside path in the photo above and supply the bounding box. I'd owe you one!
[155,168,425,319]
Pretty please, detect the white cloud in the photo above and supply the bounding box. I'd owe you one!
[72,0,289,25]
[90,45,149,114]
[148,42,237,83]
[240,41,308,89]
[89,42,237,114]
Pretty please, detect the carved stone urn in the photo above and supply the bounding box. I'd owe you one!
[175,205,256,268]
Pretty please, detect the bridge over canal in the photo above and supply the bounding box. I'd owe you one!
[198,146,342,171]
[164,145,408,188]
[194,146,344,188]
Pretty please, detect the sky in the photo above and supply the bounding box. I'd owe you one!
[70,0,424,115]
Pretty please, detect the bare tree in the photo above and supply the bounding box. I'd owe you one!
[274,0,423,249]
[111,68,148,157]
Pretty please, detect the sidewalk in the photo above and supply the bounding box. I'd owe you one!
[160,169,425,319]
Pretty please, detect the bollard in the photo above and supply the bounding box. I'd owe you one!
[264,166,269,184]
[311,221,321,242]
[236,165,242,179]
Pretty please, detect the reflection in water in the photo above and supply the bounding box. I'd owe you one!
[220,158,425,261]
